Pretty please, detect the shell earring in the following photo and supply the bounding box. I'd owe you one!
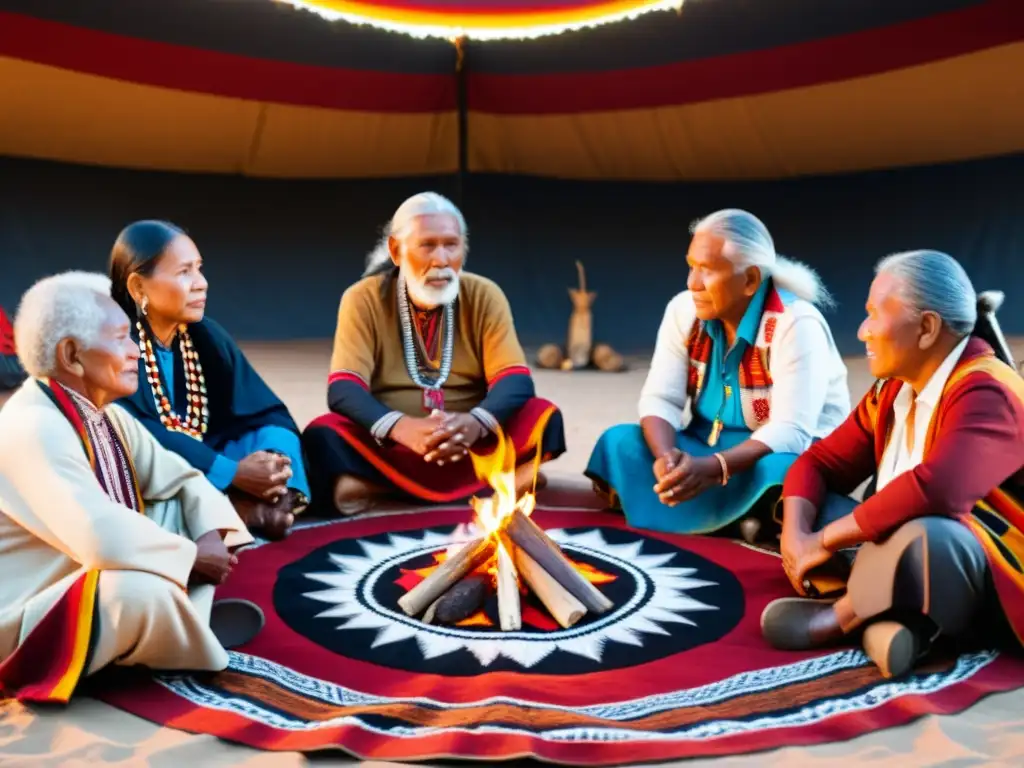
[140,297,149,316]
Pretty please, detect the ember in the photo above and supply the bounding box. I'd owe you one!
[397,426,615,629]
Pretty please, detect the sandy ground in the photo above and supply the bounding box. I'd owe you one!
[2,341,1024,767]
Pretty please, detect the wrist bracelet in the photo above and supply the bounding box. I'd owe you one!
[712,452,729,485]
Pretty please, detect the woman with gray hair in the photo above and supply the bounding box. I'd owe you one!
[587,209,850,536]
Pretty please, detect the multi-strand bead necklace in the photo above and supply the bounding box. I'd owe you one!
[137,321,209,440]
[396,275,454,413]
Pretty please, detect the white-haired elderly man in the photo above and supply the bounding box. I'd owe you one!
[0,272,263,704]
[587,209,850,536]
[763,250,1024,679]
[303,191,566,514]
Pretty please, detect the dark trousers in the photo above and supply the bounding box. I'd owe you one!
[816,493,1002,644]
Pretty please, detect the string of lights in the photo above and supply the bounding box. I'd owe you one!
[271,0,685,41]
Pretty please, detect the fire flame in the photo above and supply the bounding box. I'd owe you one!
[393,424,616,629]
[469,426,535,537]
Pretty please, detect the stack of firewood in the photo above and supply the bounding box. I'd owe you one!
[398,508,613,630]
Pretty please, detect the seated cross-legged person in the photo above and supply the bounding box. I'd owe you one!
[763,250,1024,678]
[0,272,263,704]
[108,220,309,540]
[586,209,850,535]
[302,192,566,515]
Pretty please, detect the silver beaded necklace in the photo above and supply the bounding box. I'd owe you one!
[396,275,455,394]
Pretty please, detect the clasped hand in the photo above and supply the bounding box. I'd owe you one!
[391,411,487,465]
[780,527,832,596]
[652,448,722,505]
[190,530,237,586]
[232,451,292,500]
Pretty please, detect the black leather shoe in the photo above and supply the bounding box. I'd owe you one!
[210,598,265,649]
[760,597,843,650]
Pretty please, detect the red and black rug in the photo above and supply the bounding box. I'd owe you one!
[96,508,1024,764]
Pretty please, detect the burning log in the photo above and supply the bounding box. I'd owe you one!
[505,508,614,614]
[512,545,587,629]
[398,537,496,617]
[398,425,614,631]
[427,575,490,625]
[494,539,522,631]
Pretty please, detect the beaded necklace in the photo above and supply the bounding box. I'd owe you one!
[137,321,209,440]
[396,275,454,413]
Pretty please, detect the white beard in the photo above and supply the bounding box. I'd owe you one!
[403,266,460,309]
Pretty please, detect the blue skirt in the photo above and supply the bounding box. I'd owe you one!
[584,417,797,534]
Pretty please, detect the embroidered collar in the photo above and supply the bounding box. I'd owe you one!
[63,386,107,428]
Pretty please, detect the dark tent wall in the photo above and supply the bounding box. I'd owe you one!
[1,152,1022,357]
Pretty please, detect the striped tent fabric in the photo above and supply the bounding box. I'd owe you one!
[0,0,1021,181]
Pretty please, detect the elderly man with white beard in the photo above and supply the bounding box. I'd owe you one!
[303,192,566,515]
[0,271,264,704]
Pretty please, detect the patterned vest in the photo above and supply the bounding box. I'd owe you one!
[684,286,785,431]
[868,354,1024,644]
[38,378,144,513]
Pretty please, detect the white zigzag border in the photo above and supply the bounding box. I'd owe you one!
[154,648,997,742]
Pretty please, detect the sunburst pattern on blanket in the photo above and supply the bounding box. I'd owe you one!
[93,508,1024,764]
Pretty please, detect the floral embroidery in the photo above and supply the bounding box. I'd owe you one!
[686,289,778,431]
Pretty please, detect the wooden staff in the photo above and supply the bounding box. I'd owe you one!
[512,545,587,629]
[494,538,522,631]
[397,537,496,617]
[504,509,613,614]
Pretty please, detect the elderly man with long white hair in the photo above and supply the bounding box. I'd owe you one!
[0,271,263,704]
[587,209,850,536]
[763,250,1024,679]
[303,192,566,514]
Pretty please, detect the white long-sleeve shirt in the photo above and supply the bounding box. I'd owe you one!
[875,335,970,491]
[638,290,851,455]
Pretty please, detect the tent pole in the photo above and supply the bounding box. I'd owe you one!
[454,37,468,207]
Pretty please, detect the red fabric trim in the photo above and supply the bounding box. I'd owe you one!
[40,377,96,470]
[0,570,99,704]
[763,285,785,314]
[0,12,456,113]
[3,3,1020,115]
[467,0,1024,114]
[487,365,532,386]
[307,398,556,502]
[328,371,369,389]
[0,306,14,356]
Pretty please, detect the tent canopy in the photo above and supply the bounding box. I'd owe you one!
[1,0,1022,181]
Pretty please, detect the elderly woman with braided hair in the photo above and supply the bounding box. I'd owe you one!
[106,221,309,541]
[586,209,850,536]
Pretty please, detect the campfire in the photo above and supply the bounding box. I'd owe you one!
[397,429,614,630]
